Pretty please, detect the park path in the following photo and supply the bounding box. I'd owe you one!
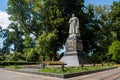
[0,68,61,80]
[0,67,120,80]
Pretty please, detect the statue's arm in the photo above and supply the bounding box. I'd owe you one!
[68,18,72,23]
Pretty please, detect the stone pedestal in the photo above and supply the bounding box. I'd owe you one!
[60,34,90,66]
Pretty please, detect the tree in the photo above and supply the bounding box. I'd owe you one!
[92,5,112,61]
[12,51,25,61]
[85,4,115,62]
[0,26,10,53]
[0,52,6,61]
[7,0,38,36]
[7,0,86,56]
[108,41,120,63]
[109,1,120,40]
[35,31,57,61]
[26,49,39,62]
[3,23,24,53]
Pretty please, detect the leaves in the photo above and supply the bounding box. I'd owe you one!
[108,41,120,62]
[109,1,120,40]
[1,0,119,63]
[35,31,57,61]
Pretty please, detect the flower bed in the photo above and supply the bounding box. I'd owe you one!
[43,61,65,65]
[115,64,120,67]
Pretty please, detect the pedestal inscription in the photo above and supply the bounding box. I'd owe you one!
[66,42,74,51]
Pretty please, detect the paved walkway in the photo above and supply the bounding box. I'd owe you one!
[0,68,61,80]
[0,68,120,80]
[68,67,120,80]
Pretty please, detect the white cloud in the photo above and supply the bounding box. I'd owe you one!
[0,10,11,29]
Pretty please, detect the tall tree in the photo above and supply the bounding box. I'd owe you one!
[109,1,120,40]
[7,0,86,55]
[3,23,24,53]
[35,30,57,61]
[84,4,113,62]
[7,0,38,36]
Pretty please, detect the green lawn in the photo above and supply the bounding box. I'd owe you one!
[40,65,114,74]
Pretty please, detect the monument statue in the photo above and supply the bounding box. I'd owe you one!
[60,14,90,66]
[68,14,79,34]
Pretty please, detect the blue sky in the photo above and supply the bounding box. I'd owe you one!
[0,0,120,11]
[85,0,119,5]
[0,0,8,11]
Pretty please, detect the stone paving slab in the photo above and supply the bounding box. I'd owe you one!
[17,68,39,72]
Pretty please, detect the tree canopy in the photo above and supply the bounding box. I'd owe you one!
[0,0,119,63]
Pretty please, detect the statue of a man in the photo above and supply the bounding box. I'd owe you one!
[68,14,79,34]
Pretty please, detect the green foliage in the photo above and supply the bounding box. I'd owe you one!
[0,61,39,66]
[26,49,39,62]
[40,65,114,74]
[33,0,67,55]
[0,56,5,61]
[0,52,6,61]
[5,0,120,63]
[12,52,25,61]
[110,1,120,40]
[3,23,24,53]
[108,40,120,63]
[7,0,85,56]
[4,51,25,61]
[23,35,33,48]
[7,0,35,35]
[35,31,57,61]
[86,4,113,62]
[89,52,102,63]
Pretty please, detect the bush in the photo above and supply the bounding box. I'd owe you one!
[5,52,25,61]
[0,55,6,61]
[108,40,120,63]
[0,61,40,66]
[0,52,6,61]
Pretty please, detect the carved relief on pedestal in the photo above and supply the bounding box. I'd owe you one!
[66,41,74,51]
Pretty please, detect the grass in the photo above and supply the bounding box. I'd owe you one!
[5,65,25,69]
[40,65,114,74]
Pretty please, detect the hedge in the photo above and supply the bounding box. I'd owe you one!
[0,61,40,66]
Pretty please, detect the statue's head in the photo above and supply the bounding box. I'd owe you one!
[72,14,75,17]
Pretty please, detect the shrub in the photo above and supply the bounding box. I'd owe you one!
[0,61,40,66]
[108,40,120,63]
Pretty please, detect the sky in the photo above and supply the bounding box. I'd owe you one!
[0,0,119,52]
[0,0,10,29]
[85,0,119,5]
